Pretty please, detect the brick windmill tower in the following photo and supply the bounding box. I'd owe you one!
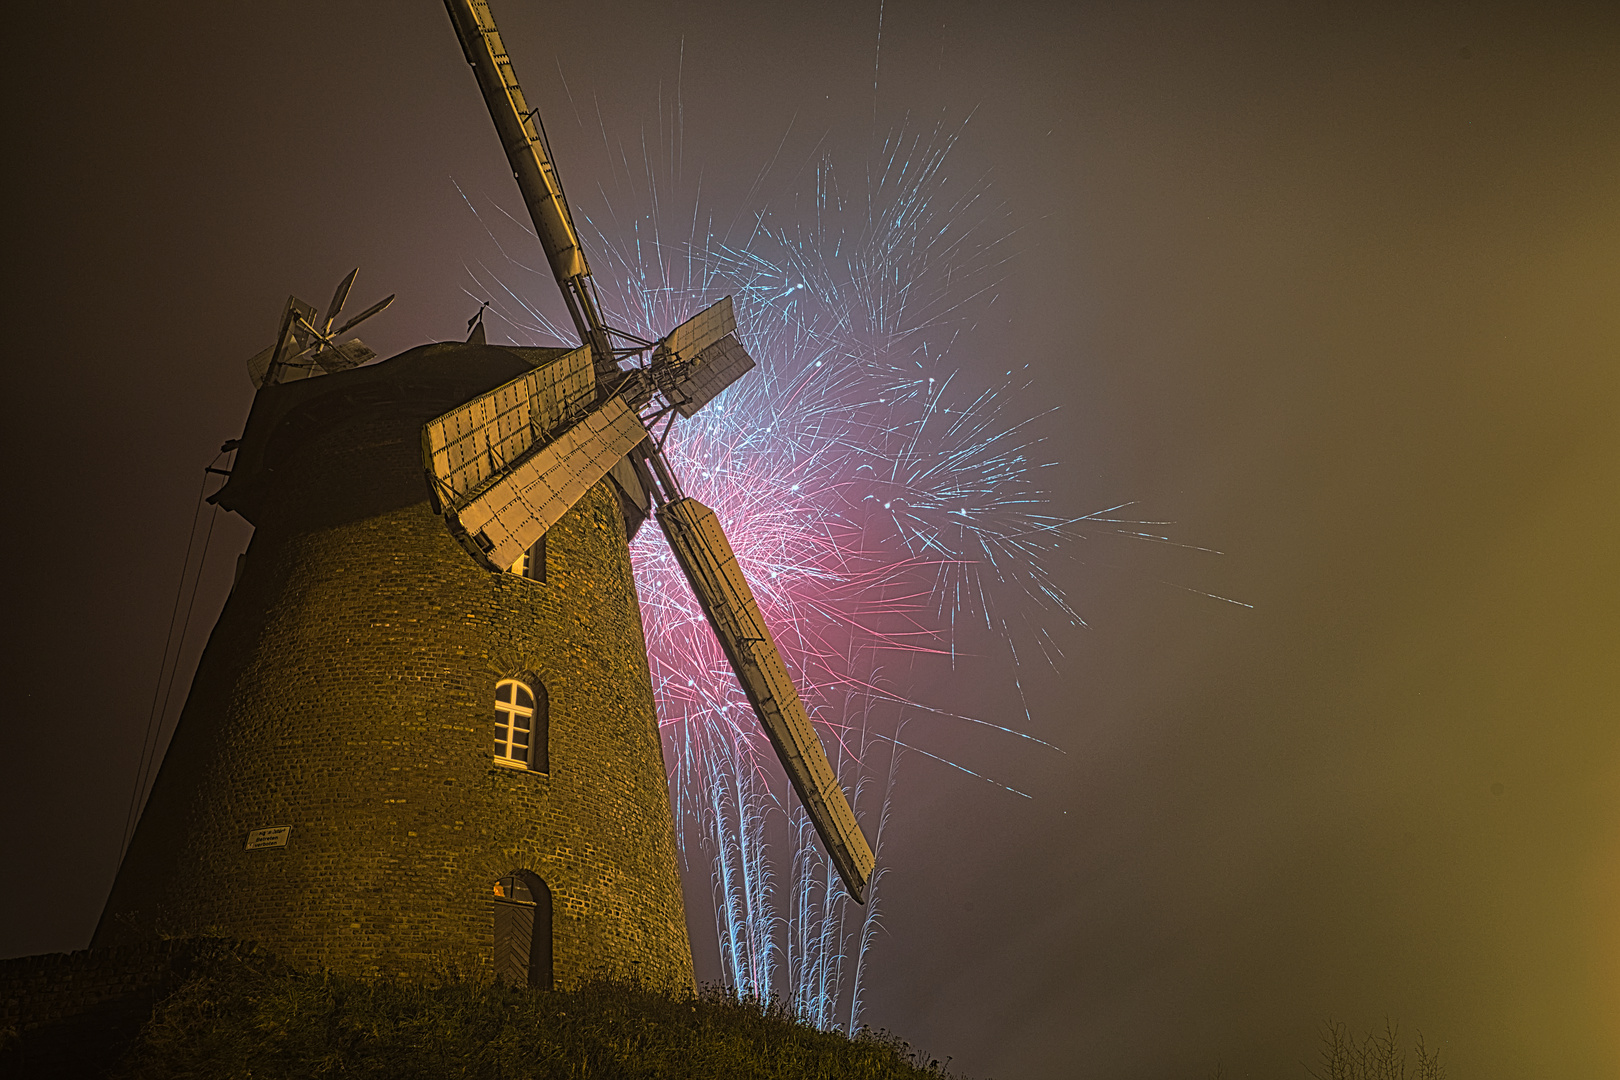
[95,0,873,991]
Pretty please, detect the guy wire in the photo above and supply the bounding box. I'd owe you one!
[118,459,225,862]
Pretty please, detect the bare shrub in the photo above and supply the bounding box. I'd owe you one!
[1308,1020,1444,1080]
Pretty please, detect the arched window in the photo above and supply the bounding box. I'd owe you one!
[494,678,548,773]
[492,871,553,989]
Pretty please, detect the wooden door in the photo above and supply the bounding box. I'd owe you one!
[493,873,553,989]
[493,898,535,986]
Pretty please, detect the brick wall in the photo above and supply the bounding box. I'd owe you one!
[95,344,694,991]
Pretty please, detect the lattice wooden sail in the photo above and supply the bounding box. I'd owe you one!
[422,346,648,571]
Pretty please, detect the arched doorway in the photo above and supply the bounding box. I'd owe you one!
[492,872,553,989]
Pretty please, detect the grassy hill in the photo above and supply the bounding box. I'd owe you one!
[89,942,956,1080]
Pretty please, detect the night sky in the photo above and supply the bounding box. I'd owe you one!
[4,2,1617,1077]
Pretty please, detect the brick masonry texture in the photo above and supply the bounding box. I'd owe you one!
[94,344,694,991]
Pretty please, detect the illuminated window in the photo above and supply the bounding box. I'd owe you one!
[494,678,548,772]
[508,534,546,582]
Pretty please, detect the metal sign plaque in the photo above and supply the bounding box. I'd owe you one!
[245,826,292,850]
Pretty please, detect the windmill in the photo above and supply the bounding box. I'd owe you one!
[438,0,875,902]
[245,269,396,389]
[94,2,866,992]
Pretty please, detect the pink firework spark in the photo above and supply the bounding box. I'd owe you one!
[459,116,1156,1023]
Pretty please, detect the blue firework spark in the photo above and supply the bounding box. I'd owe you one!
[459,114,1152,1027]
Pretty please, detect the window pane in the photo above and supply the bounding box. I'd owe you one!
[498,875,533,903]
[515,686,533,709]
[532,534,547,583]
[496,683,512,704]
[513,730,529,747]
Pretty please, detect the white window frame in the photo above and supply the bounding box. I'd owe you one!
[494,678,536,768]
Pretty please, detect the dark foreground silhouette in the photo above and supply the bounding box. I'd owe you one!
[1,938,957,1079]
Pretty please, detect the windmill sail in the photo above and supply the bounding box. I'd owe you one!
[647,297,757,416]
[442,0,874,904]
[423,346,647,570]
[657,497,876,902]
[444,0,615,376]
[246,275,395,389]
[651,296,735,368]
[424,345,596,503]
[321,268,359,334]
[311,338,376,374]
[668,334,756,417]
[333,293,396,338]
[247,296,319,388]
[451,397,646,570]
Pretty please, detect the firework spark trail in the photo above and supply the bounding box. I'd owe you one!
[461,112,1170,1025]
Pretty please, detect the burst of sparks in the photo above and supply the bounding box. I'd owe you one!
[461,116,1159,1027]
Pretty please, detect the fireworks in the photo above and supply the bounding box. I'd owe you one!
[461,115,1143,1028]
